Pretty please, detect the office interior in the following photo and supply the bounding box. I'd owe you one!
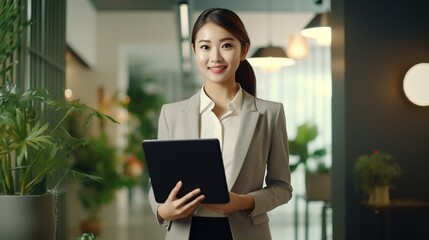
[2,0,429,239]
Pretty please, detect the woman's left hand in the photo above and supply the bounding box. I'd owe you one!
[202,192,254,215]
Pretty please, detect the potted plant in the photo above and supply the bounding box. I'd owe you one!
[77,233,98,240]
[288,122,330,201]
[289,122,328,172]
[71,129,140,236]
[353,149,401,205]
[0,2,116,239]
[68,106,143,236]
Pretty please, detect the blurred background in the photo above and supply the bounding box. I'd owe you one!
[65,1,332,239]
[6,0,429,239]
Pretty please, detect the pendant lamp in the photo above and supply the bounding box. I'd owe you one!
[248,45,295,72]
[287,33,309,60]
[248,0,295,72]
[301,12,331,46]
[286,0,309,60]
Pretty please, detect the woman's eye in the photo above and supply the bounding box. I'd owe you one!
[222,43,233,49]
[200,45,209,50]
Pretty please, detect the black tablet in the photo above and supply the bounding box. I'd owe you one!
[142,138,230,204]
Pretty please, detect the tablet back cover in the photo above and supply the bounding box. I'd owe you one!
[142,138,229,204]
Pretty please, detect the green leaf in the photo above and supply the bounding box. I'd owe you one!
[288,121,328,173]
[312,148,327,158]
[295,122,318,144]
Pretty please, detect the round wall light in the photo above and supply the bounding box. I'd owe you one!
[403,63,429,106]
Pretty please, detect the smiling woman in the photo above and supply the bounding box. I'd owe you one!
[192,22,248,107]
[147,8,292,240]
[64,1,334,239]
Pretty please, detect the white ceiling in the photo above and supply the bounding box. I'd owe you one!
[89,0,330,13]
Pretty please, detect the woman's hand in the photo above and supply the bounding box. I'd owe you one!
[157,181,205,221]
[202,192,255,215]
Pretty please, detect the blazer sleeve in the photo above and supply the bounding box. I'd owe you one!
[148,105,172,230]
[249,103,293,217]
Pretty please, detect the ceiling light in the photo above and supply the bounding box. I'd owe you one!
[248,0,295,72]
[301,12,331,46]
[248,46,296,72]
[179,3,189,39]
[287,33,309,60]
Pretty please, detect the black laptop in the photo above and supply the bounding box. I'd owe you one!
[142,138,230,204]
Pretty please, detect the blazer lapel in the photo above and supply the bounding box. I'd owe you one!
[176,92,200,139]
[229,92,260,189]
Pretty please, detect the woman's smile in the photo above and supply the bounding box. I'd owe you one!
[209,65,227,73]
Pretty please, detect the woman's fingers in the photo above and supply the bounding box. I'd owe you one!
[177,194,205,218]
[158,181,206,221]
[186,194,205,209]
[179,187,202,204]
[167,181,203,205]
[202,192,235,215]
[166,181,183,201]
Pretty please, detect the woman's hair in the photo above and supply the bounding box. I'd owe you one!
[191,8,256,96]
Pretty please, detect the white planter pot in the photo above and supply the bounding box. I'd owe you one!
[0,194,55,240]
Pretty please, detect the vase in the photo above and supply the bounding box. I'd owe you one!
[368,185,390,205]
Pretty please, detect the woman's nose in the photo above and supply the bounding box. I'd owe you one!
[210,49,223,62]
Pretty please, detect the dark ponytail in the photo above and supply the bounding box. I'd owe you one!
[236,59,256,96]
[192,8,257,97]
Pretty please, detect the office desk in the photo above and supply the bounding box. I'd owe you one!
[356,199,429,240]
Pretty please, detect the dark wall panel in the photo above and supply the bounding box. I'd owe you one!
[332,0,429,239]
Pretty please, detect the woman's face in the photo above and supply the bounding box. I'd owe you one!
[193,22,248,86]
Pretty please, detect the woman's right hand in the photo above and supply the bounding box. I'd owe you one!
[157,181,205,221]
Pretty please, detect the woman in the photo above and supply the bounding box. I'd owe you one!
[148,8,292,240]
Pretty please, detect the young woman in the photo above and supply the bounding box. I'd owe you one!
[148,8,292,240]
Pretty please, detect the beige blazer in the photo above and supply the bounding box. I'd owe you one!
[148,90,293,240]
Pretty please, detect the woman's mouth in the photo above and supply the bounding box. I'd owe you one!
[209,66,226,73]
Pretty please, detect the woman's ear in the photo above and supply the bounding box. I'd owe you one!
[241,43,250,61]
